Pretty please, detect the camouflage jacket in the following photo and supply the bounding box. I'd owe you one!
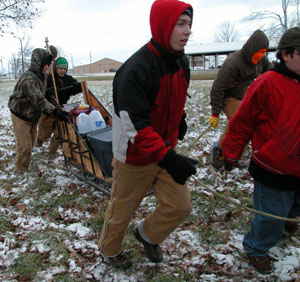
[8,48,55,123]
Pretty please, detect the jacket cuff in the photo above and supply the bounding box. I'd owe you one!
[157,148,176,168]
[223,155,236,165]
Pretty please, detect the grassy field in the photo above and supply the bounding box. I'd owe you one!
[72,70,218,82]
[0,80,299,281]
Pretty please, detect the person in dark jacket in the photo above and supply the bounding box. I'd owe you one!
[222,27,300,274]
[8,48,66,173]
[209,30,271,170]
[98,0,198,269]
[36,57,82,155]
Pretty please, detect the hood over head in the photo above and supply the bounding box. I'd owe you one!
[150,0,193,52]
[29,48,53,74]
[242,30,269,64]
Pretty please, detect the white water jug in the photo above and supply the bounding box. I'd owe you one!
[89,110,106,131]
[77,112,92,134]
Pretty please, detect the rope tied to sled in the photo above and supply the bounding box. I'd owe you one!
[192,175,300,223]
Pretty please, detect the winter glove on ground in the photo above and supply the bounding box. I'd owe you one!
[52,108,68,121]
[158,148,198,185]
[209,114,219,128]
[178,113,187,141]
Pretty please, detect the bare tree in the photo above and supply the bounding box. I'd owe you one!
[9,53,21,79]
[18,36,33,72]
[0,0,45,35]
[242,0,300,41]
[8,36,33,77]
[214,20,240,42]
[55,46,70,61]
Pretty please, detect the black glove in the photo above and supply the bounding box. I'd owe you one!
[72,81,82,94]
[177,113,187,140]
[45,87,55,101]
[58,86,74,97]
[55,87,74,106]
[158,148,198,185]
[53,108,68,121]
[224,161,233,171]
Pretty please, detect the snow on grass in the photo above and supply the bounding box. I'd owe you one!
[0,79,300,281]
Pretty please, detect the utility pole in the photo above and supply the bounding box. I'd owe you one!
[0,57,3,75]
[18,37,25,73]
[89,52,92,73]
[71,54,74,69]
[282,0,288,31]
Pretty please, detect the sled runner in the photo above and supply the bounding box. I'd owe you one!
[53,81,113,196]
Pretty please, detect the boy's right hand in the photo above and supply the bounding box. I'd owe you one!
[158,148,198,185]
[53,108,68,121]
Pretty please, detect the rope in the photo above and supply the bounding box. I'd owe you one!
[191,175,300,223]
[189,125,211,149]
[184,124,300,222]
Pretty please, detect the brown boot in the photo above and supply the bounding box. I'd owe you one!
[48,152,58,160]
[105,252,132,269]
[284,221,298,234]
[134,227,163,263]
[247,255,273,274]
[36,138,43,147]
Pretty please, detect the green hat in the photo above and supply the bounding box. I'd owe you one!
[55,57,68,70]
[278,27,300,50]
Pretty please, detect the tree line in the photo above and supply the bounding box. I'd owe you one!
[1,0,300,78]
[214,0,300,42]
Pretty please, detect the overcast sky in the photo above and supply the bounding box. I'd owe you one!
[0,0,282,71]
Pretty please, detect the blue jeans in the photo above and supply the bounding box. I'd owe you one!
[243,180,300,256]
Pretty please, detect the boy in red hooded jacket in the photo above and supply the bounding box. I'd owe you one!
[98,0,197,269]
[222,27,300,274]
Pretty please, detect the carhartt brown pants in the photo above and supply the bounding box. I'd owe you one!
[11,113,37,172]
[218,97,242,148]
[98,158,192,256]
[37,113,59,153]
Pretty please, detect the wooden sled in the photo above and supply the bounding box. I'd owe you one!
[53,81,112,196]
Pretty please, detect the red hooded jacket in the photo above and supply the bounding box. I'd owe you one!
[112,0,192,165]
[222,63,300,189]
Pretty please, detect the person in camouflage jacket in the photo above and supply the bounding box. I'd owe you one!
[8,48,66,173]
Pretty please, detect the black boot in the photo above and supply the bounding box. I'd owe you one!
[134,227,163,263]
[211,143,224,170]
[104,252,132,269]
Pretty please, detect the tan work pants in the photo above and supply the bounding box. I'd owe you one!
[11,113,37,172]
[37,113,59,153]
[98,158,192,256]
[217,97,242,148]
